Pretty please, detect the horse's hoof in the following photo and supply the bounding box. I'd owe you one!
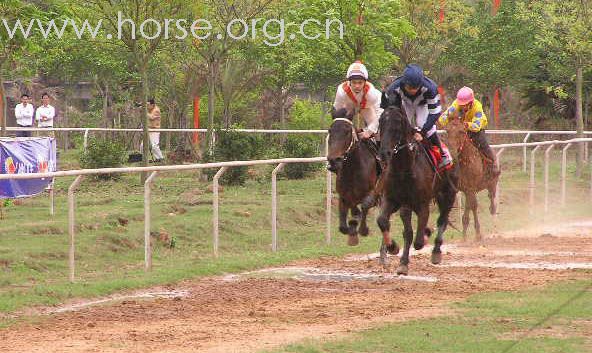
[431,252,442,265]
[379,246,389,268]
[339,225,349,235]
[396,264,408,276]
[386,241,399,255]
[359,226,369,237]
[413,240,424,251]
[347,235,359,246]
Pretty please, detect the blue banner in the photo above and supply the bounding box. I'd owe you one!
[0,137,57,199]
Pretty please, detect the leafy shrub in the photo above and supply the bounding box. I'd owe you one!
[79,138,127,180]
[282,100,329,179]
[204,127,264,185]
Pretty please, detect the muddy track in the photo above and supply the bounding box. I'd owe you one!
[1,226,591,353]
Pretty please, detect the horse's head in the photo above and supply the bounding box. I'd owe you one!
[327,107,356,172]
[378,106,413,163]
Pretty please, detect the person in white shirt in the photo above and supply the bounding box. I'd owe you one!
[35,93,56,137]
[15,94,34,137]
[332,61,383,141]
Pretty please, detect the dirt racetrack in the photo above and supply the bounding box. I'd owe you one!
[1,221,591,353]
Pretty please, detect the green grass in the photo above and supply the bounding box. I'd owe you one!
[0,148,590,318]
[264,279,592,353]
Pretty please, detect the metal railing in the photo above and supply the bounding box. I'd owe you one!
[7,126,591,169]
[1,136,592,282]
[0,157,332,282]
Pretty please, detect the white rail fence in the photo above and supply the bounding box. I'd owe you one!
[6,127,592,171]
[1,138,591,282]
[0,157,331,282]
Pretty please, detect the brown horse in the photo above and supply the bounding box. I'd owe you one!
[377,106,458,275]
[442,118,500,240]
[327,108,379,246]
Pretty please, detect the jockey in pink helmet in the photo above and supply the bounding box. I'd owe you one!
[438,86,500,176]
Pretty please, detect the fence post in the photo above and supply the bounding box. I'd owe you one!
[561,143,572,208]
[49,179,55,216]
[494,148,505,215]
[144,171,158,271]
[68,176,84,283]
[83,129,89,151]
[544,144,555,213]
[523,133,531,173]
[271,163,286,252]
[529,145,542,214]
[212,167,228,257]
[325,135,332,245]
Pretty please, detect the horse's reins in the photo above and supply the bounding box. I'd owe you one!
[331,118,359,161]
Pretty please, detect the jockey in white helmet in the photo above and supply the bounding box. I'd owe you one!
[333,61,383,141]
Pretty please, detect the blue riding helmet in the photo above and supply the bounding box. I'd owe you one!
[402,64,424,88]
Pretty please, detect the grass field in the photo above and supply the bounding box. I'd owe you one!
[0,148,590,317]
[263,279,592,353]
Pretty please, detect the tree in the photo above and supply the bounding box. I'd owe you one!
[87,0,185,174]
[0,0,48,135]
[439,0,538,122]
[525,0,592,176]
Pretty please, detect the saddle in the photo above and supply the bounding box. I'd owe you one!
[421,141,453,173]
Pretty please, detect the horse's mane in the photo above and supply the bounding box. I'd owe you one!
[381,106,413,138]
[331,107,352,120]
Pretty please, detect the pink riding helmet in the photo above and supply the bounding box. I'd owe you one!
[456,86,475,105]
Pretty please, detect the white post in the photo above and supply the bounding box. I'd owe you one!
[494,148,505,215]
[212,167,228,257]
[325,135,332,245]
[544,144,555,213]
[561,143,572,208]
[144,171,158,271]
[271,163,286,252]
[529,145,542,213]
[49,179,55,216]
[68,176,84,283]
[83,129,89,151]
[523,133,531,173]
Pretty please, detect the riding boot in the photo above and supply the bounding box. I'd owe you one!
[482,146,500,177]
[428,134,452,168]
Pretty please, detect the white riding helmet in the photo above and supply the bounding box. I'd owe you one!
[346,61,369,81]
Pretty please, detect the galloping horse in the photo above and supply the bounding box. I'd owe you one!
[327,108,379,246]
[377,106,458,275]
[442,118,500,240]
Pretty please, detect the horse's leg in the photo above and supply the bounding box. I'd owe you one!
[462,193,470,239]
[432,187,456,264]
[348,206,360,246]
[359,202,370,236]
[487,177,499,216]
[338,198,349,235]
[468,193,481,241]
[396,207,413,275]
[377,200,400,267]
[413,204,430,251]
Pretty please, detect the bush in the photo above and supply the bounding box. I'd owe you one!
[204,127,264,185]
[79,138,127,180]
[282,100,329,179]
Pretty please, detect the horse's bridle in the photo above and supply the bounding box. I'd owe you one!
[391,141,416,156]
[330,118,359,161]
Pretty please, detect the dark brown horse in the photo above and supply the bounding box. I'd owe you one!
[327,108,379,246]
[442,118,500,240]
[377,106,458,275]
